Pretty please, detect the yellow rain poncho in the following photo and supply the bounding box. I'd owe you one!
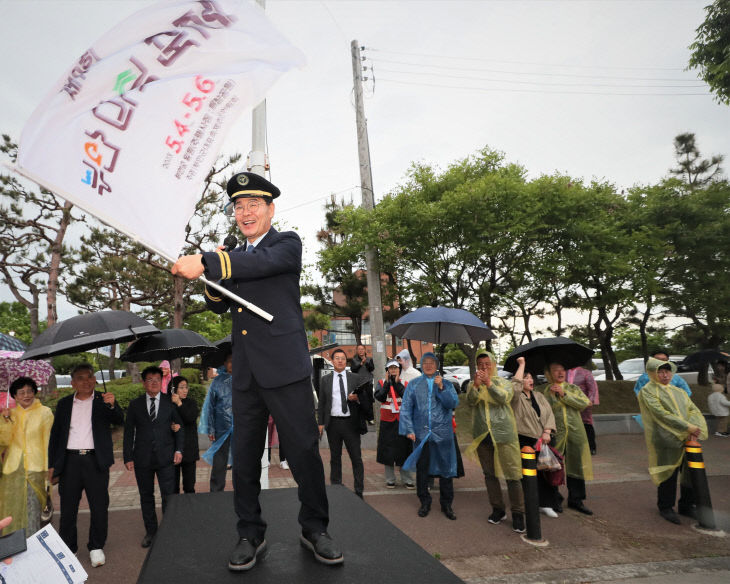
[465,350,522,481]
[0,399,54,535]
[540,369,593,481]
[637,358,707,486]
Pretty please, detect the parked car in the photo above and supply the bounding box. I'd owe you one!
[444,366,471,393]
[591,359,605,376]
[595,356,707,384]
[54,369,127,388]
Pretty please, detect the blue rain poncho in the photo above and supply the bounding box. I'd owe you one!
[399,353,459,477]
[464,350,522,481]
[198,368,233,466]
[637,358,707,486]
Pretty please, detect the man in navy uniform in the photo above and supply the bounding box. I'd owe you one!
[172,172,342,571]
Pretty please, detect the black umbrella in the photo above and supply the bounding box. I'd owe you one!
[22,310,159,360]
[200,334,232,369]
[680,349,729,370]
[120,329,217,363]
[387,306,496,344]
[503,337,594,377]
[0,332,26,352]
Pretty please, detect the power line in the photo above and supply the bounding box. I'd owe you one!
[369,47,685,72]
[376,77,708,97]
[375,67,704,89]
[370,58,699,83]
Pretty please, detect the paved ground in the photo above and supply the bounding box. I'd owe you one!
[54,431,730,583]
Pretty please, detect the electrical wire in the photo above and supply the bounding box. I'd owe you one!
[374,67,704,89]
[376,76,707,96]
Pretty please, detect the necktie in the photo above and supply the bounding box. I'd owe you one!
[339,374,347,414]
[149,396,156,420]
[246,244,254,253]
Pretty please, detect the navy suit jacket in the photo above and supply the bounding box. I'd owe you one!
[48,391,124,476]
[202,227,312,390]
[123,393,184,468]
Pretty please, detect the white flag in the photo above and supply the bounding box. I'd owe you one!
[15,0,304,260]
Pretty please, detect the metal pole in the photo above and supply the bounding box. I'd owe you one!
[253,0,269,485]
[351,39,386,378]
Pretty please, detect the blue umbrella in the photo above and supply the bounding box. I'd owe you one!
[0,332,27,352]
[387,306,496,344]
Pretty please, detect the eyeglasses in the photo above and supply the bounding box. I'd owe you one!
[233,200,263,214]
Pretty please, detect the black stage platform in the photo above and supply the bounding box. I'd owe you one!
[137,485,463,583]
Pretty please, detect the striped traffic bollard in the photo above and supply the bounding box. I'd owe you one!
[520,446,547,545]
[684,440,716,530]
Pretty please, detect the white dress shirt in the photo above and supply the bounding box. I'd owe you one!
[330,371,350,417]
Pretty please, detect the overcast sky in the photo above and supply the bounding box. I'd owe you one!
[1,0,728,327]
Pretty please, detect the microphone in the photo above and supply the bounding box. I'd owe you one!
[222,234,238,251]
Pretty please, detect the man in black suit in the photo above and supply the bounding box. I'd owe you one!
[172,172,343,571]
[48,364,124,568]
[123,366,183,548]
[318,348,372,498]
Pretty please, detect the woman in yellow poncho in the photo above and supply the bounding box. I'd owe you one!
[465,350,524,532]
[0,377,54,536]
[540,362,593,515]
[637,358,707,525]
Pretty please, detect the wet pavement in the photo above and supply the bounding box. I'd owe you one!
[54,432,730,583]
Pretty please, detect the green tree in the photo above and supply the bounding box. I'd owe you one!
[669,133,724,186]
[0,302,33,345]
[688,0,730,105]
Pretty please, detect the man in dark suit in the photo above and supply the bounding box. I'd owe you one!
[123,366,183,548]
[48,364,124,568]
[172,172,343,571]
[318,348,372,498]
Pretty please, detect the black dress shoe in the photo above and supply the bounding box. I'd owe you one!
[441,505,457,520]
[228,537,267,571]
[141,533,154,548]
[553,502,563,513]
[568,501,593,515]
[677,505,696,519]
[660,508,681,525]
[417,502,431,517]
[300,532,344,565]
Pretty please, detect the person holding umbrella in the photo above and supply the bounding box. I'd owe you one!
[0,377,54,536]
[399,353,459,520]
[637,358,707,524]
[540,362,594,515]
[465,349,524,532]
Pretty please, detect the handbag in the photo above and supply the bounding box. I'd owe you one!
[40,484,53,527]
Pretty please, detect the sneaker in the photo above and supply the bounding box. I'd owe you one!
[404,482,416,490]
[512,513,525,533]
[714,431,730,437]
[487,509,506,524]
[89,549,105,567]
[280,460,290,470]
[386,481,396,489]
[540,506,559,518]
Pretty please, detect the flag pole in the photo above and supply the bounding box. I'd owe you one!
[4,162,274,322]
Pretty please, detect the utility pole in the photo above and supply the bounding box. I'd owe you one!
[251,0,268,485]
[351,39,386,379]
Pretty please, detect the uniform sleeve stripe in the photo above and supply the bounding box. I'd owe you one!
[205,288,223,302]
[223,251,232,279]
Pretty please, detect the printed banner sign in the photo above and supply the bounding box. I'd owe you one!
[16,0,304,260]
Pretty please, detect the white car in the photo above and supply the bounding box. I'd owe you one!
[444,366,472,393]
[595,356,705,384]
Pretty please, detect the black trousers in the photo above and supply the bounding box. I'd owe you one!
[210,435,231,492]
[325,417,364,496]
[416,441,454,508]
[584,423,597,452]
[58,451,109,553]
[657,460,694,511]
[232,375,329,541]
[134,457,176,536]
[518,435,556,509]
[174,460,197,494]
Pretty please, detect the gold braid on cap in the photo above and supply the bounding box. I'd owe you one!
[230,189,272,199]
